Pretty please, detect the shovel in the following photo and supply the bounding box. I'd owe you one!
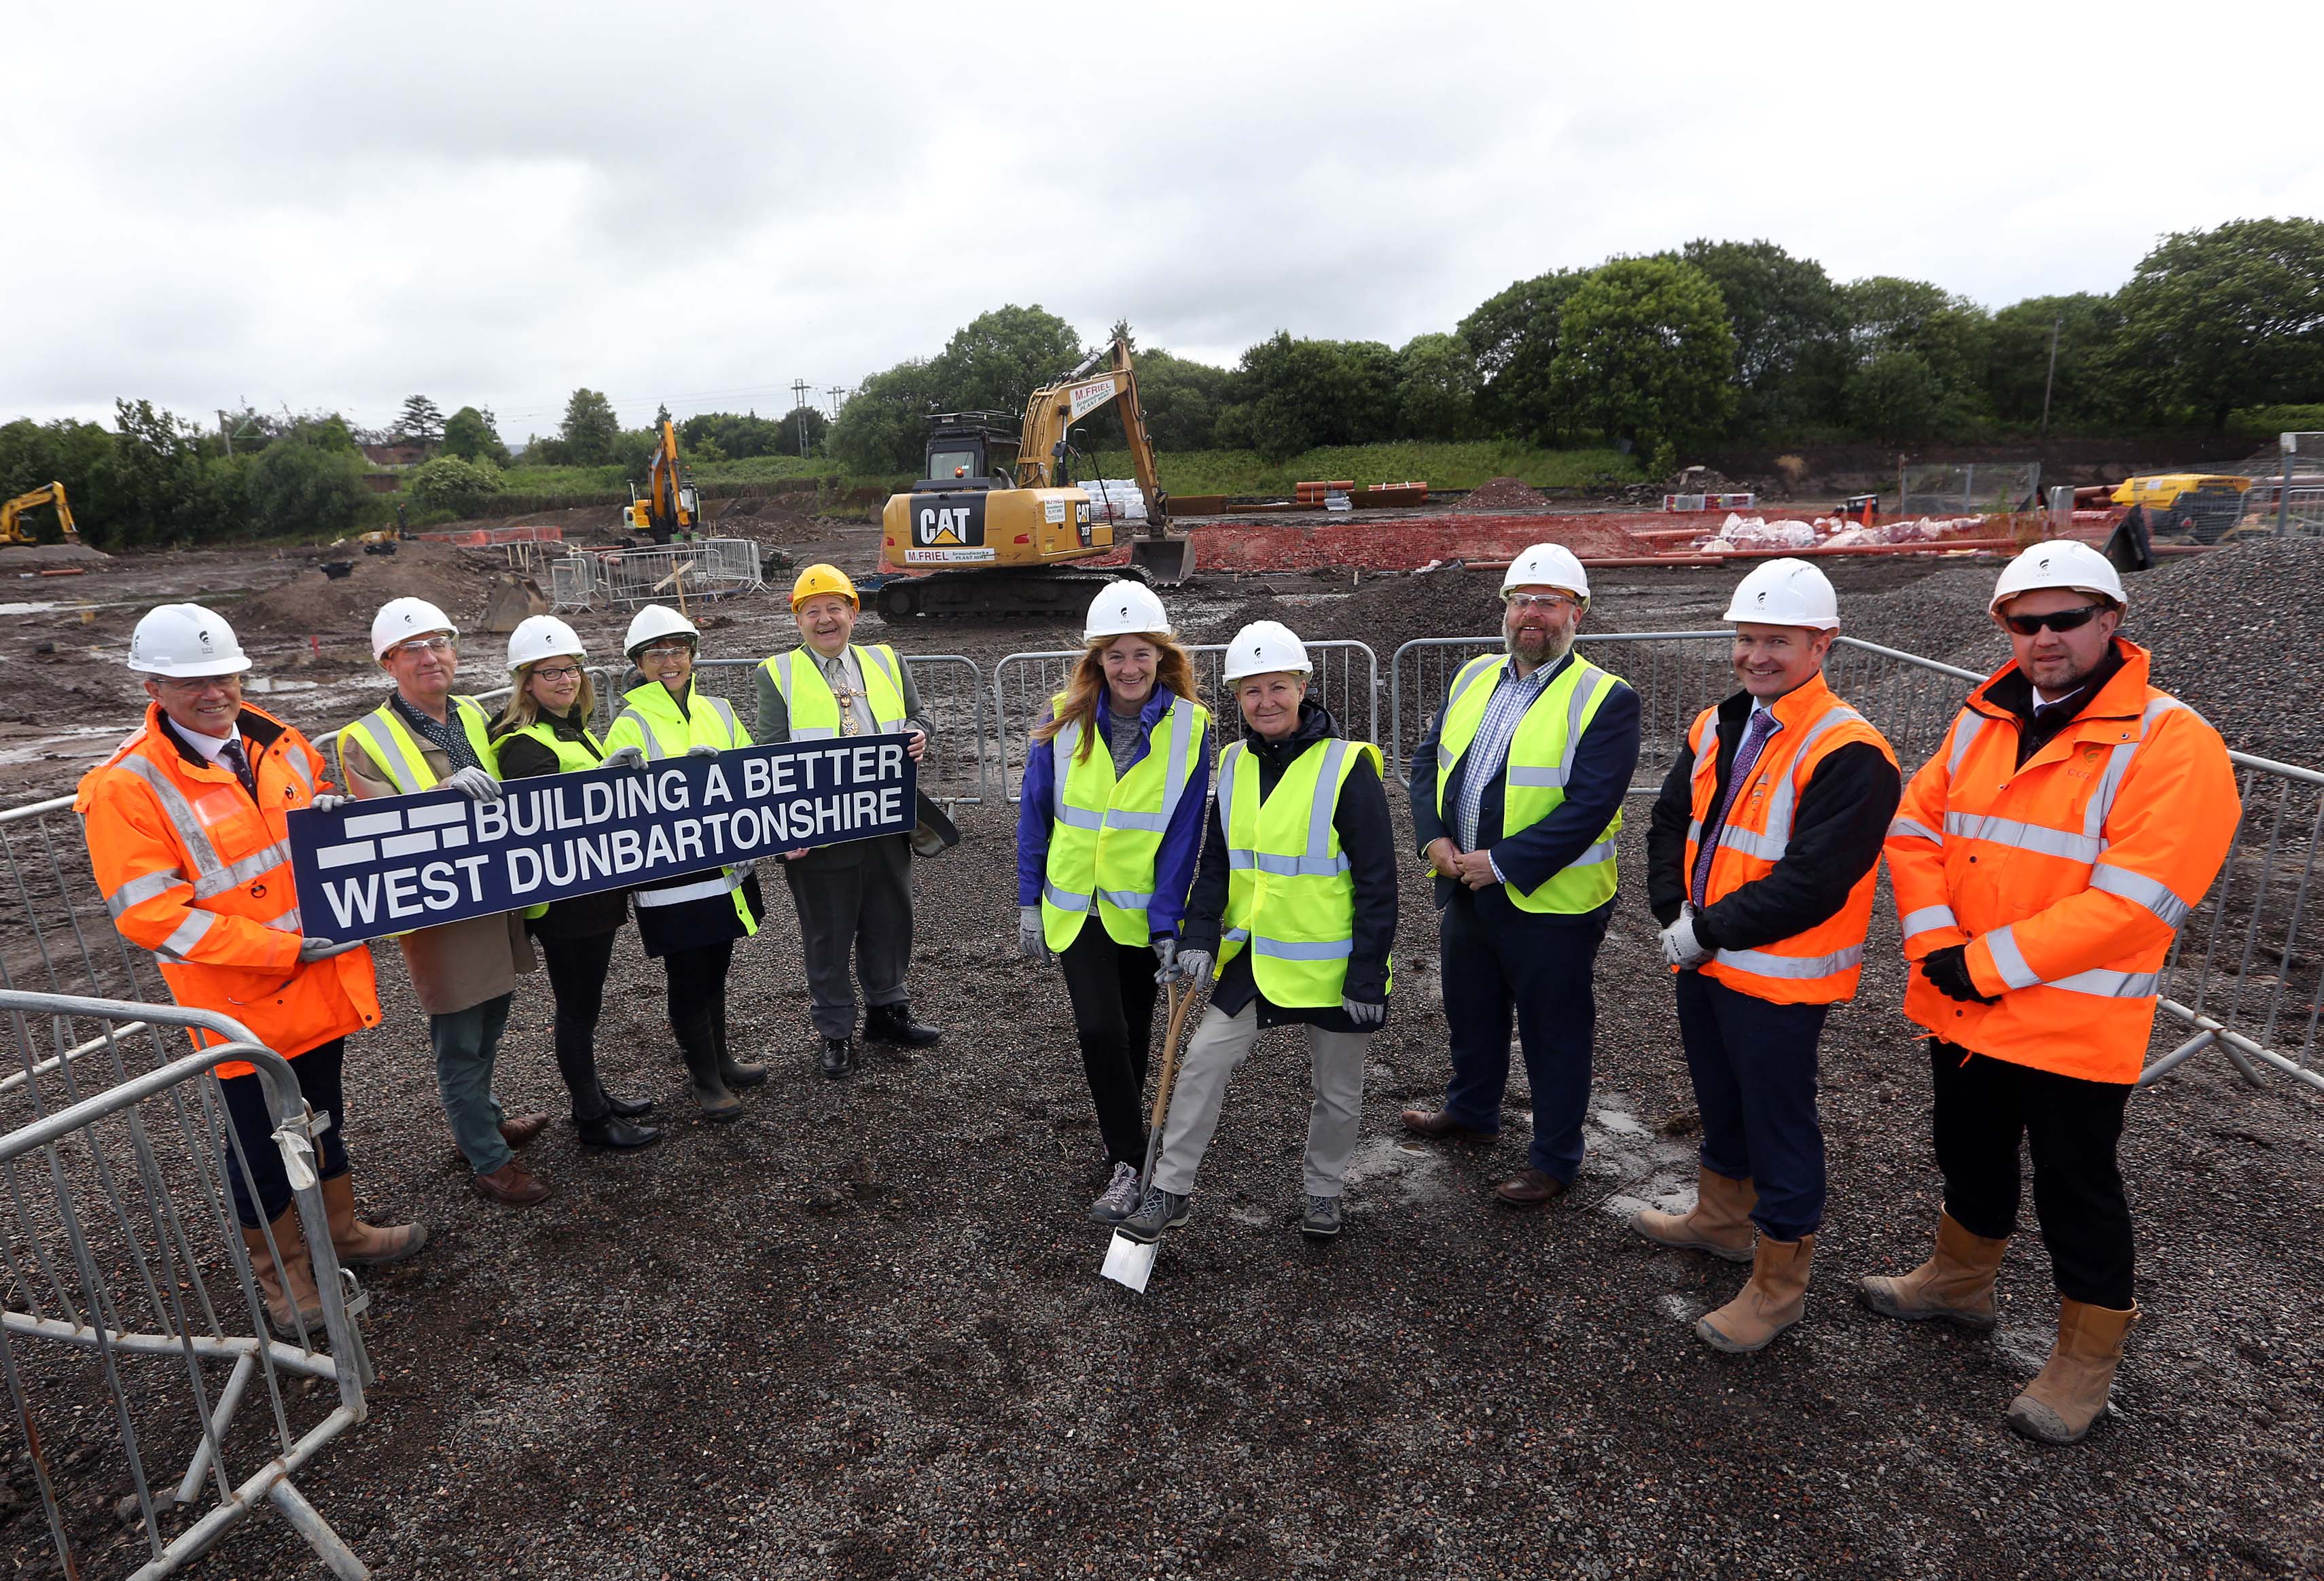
[1101,973,1200,1294]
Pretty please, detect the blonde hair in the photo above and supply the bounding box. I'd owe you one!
[495,659,596,734]
[1032,633,1200,763]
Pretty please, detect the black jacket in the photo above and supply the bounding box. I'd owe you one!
[1181,702,1397,1033]
[1645,687,1900,950]
[490,705,632,940]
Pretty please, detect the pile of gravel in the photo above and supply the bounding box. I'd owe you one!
[2117,537,2324,768]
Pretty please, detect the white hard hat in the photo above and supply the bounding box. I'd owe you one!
[505,615,588,673]
[1989,539,2128,614]
[1084,580,1174,644]
[623,603,700,656]
[1723,558,1840,630]
[1221,620,1312,683]
[1502,542,1590,606]
[128,603,250,679]
[370,597,459,660]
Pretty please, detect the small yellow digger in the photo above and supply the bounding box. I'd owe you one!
[0,481,80,546]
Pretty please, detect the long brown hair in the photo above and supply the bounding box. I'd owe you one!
[494,660,598,734]
[1032,633,1200,763]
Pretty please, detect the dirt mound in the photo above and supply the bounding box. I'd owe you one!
[1458,476,1545,512]
[232,541,501,641]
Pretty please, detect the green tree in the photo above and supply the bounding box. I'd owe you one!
[1456,268,1588,440]
[107,399,224,545]
[1677,238,1848,430]
[440,405,512,465]
[1219,333,1400,461]
[557,389,622,465]
[779,404,830,456]
[678,410,787,459]
[1842,277,1992,417]
[1550,258,1738,457]
[247,434,368,537]
[0,417,118,539]
[2108,217,2324,429]
[408,455,504,518]
[1985,293,2123,426]
[1394,333,1480,440]
[929,304,1086,414]
[395,395,446,445]
[829,359,944,475]
[1128,349,1232,452]
[1847,351,1947,443]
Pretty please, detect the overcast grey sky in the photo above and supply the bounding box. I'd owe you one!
[11,0,2317,438]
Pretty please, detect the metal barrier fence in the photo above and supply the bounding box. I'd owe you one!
[2,991,374,1578]
[543,539,765,612]
[992,640,1380,802]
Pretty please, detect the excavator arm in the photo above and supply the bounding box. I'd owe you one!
[0,482,79,546]
[1015,339,1190,583]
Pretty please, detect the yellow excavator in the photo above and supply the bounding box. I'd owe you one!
[0,481,80,547]
[626,420,701,544]
[875,338,1193,618]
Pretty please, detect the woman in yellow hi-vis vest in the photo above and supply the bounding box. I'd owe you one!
[1123,621,1397,1246]
[338,598,550,1208]
[600,603,767,1123]
[1015,583,1213,1224]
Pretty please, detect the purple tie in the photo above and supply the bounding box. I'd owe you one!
[1692,709,1775,908]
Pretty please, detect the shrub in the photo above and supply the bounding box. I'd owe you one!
[408,455,504,519]
[246,438,366,537]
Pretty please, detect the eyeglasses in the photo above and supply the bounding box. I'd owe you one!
[389,635,456,658]
[637,641,694,660]
[531,664,584,682]
[1507,592,1579,614]
[2001,603,2107,637]
[157,674,240,695]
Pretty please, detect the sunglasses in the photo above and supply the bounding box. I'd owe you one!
[2001,603,2107,637]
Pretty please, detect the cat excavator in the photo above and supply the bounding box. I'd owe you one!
[874,338,1193,618]
[0,481,80,547]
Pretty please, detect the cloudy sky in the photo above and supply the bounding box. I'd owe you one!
[12,1,2317,439]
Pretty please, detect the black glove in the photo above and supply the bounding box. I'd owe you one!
[1922,944,2001,1006]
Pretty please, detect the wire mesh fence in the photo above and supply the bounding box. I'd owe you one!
[1897,461,2042,518]
[541,540,766,611]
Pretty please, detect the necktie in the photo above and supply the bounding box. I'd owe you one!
[1692,709,1776,908]
[217,739,260,802]
[824,657,860,736]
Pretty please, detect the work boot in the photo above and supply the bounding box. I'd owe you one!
[819,1035,854,1080]
[472,1160,552,1206]
[577,1113,663,1150]
[1300,1194,1343,1239]
[321,1174,428,1266]
[711,1020,767,1089]
[864,1001,941,1047]
[2006,1299,2140,1445]
[1118,1187,1190,1245]
[1088,1162,1142,1224]
[1631,1167,1757,1263]
[1695,1234,1815,1354]
[240,1212,326,1340]
[679,1021,745,1122]
[1857,1211,2010,1330]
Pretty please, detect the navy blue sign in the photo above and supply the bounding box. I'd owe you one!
[290,735,917,942]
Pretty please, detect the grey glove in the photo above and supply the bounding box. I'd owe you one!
[297,936,365,962]
[1163,947,1212,985]
[443,765,503,803]
[1342,995,1385,1029]
[685,743,721,759]
[1018,905,1052,966]
[1153,938,1177,980]
[1660,907,1711,970]
[602,743,647,772]
[310,793,351,813]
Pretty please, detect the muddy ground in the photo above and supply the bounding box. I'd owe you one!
[4,521,2322,1579]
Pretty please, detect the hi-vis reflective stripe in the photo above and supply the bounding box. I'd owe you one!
[111,756,226,885]
[1899,904,1960,938]
[348,715,430,791]
[1102,697,1196,834]
[1889,815,1944,847]
[2090,861,2192,926]
[1253,936,1353,961]
[1686,706,1869,863]
[1982,925,2043,989]
[1982,923,2161,998]
[192,842,293,901]
[1227,849,1352,877]
[1096,887,1152,910]
[157,910,217,961]
[1943,811,2105,864]
[635,868,746,907]
[279,747,315,797]
[1947,711,1988,775]
[1569,837,1617,867]
[1219,738,1351,868]
[1042,880,1091,913]
[105,867,187,916]
[1711,943,1865,980]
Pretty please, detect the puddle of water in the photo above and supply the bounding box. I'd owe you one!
[0,724,126,766]
[0,601,96,616]
[243,677,319,694]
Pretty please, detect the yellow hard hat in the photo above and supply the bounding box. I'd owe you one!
[791,563,859,610]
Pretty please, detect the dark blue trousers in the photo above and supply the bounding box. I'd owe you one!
[1673,970,1829,1242]
[1439,889,1610,1181]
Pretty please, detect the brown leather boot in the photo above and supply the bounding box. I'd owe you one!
[1857,1211,2009,1330]
[1631,1167,1757,1263]
[1695,1234,1814,1353]
[2007,1298,2139,1445]
[240,1212,325,1341]
[322,1173,429,1266]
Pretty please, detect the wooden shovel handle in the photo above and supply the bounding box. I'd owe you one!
[1147,976,1196,1135]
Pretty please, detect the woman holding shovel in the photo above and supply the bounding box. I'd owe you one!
[1018,582,1213,1224]
[1122,620,1396,1243]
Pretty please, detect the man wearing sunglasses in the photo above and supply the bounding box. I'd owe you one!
[1873,539,2238,1446]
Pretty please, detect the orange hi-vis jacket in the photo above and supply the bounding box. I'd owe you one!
[1884,640,2239,1084]
[1681,673,1897,1005]
[75,703,382,1077]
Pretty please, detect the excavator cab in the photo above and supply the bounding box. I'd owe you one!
[918,415,1020,489]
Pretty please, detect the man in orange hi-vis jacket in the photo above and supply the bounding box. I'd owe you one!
[1868,541,2238,1446]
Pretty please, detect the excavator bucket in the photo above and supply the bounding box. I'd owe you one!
[1128,535,1194,586]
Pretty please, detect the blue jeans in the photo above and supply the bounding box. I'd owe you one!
[1438,890,1611,1181]
[1674,970,1829,1242]
[430,994,514,1175]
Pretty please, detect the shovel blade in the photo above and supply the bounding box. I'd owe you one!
[1101,1231,1158,1293]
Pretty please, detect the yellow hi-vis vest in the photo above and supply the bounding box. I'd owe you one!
[1432,652,1624,913]
[759,643,907,738]
[337,696,496,795]
[492,720,605,777]
[1041,692,1211,952]
[601,679,757,934]
[1215,736,1391,1009]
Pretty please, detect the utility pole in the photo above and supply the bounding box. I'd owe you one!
[2039,316,2061,438]
[218,410,233,457]
[827,385,846,419]
[791,378,812,457]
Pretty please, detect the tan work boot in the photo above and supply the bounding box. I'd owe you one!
[240,1211,325,1341]
[2006,1298,2139,1445]
[322,1173,429,1266]
[1695,1234,1814,1353]
[1631,1167,1757,1262]
[1857,1211,2009,1330]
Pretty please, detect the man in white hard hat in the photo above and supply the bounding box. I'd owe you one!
[1870,538,2237,1444]
[1639,558,1900,1353]
[338,597,550,1207]
[1403,544,1641,1207]
[77,605,425,1341]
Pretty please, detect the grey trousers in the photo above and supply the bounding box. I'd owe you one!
[781,833,914,1040]
[430,992,513,1176]
[1152,1003,1371,1199]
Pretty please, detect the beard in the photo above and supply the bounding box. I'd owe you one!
[1507,624,1573,664]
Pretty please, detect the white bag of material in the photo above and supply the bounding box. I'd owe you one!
[1724,517,1819,549]
[1082,480,1147,522]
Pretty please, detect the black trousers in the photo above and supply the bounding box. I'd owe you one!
[219,1039,348,1228]
[782,834,913,1040]
[538,929,618,1124]
[664,938,734,1056]
[1930,1040,2136,1309]
[1058,925,1158,1170]
[1675,971,1829,1242]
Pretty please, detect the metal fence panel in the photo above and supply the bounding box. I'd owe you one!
[557,540,765,610]
[993,641,1379,802]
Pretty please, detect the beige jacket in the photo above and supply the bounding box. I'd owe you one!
[341,729,537,1018]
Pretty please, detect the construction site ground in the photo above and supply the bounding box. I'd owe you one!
[4,502,2321,1578]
